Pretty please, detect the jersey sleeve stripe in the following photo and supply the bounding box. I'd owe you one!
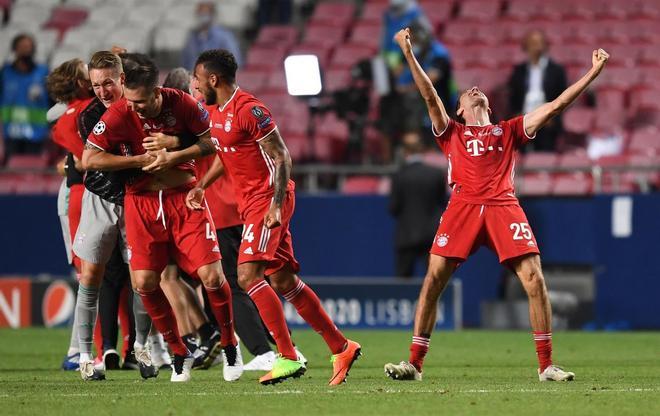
[522,115,537,140]
[196,127,211,137]
[431,122,449,137]
[255,126,278,142]
[259,146,276,187]
[85,139,106,151]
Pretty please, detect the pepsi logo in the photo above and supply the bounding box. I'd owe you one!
[42,281,75,328]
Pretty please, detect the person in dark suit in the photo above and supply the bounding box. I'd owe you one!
[389,132,447,278]
[508,30,568,151]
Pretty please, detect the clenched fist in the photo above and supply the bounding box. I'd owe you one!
[394,28,413,53]
[592,48,609,73]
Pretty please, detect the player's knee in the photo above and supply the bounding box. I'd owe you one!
[133,273,159,292]
[269,274,296,294]
[237,269,257,290]
[521,268,545,298]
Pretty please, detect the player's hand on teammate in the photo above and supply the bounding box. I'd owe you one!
[143,132,179,151]
[591,48,609,73]
[264,204,282,229]
[394,28,413,53]
[186,187,205,210]
[142,148,174,172]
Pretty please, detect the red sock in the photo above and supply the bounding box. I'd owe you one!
[408,336,430,372]
[204,280,236,347]
[118,285,131,358]
[246,279,297,360]
[93,314,103,357]
[282,279,347,355]
[138,287,188,356]
[533,331,552,371]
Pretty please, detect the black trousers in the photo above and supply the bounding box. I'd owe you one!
[98,243,134,353]
[203,225,273,356]
[396,243,431,278]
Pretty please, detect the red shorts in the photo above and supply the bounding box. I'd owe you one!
[430,200,540,264]
[238,191,300,276]
[68,184,85,271]
[124,185,221,275]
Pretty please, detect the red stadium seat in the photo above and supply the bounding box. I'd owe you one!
[629,89,660,113]
[552,173,592,196]
[628,127,660,155]
[558,150,592,170]
[288,42,334,70]
[518,173,553,196]
[254,25,299,48]
[504,0,547,22]
[328,44,374,70]
[522,152,558,170]
[360,2,388,25]
[638,45,660,68]
[348,21,381,52]
[418,1,454,28]
[596,90,625,112]
[14,174,49,195]
[458,0,501,21]
[441,21,483,45]
[262,70,288,94]
[245,45,288,71]
[237,69,268,93]
[0,174,18,194]
[595,1,629,20]
[594,68,640,91]
[6,154,49,169]
[559,0,597,21]
[44,175,63,195]
[323,69,351,92]
[283,134,310,163]
[600,171,637,194]
[43,7,89,35]
[563,107,595,135]
[342,176,386,195]
[303,24,347,48]
[309,2,356,27]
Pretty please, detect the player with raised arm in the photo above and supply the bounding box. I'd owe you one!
[82,53,239,382]
[158,49,361,385]
[384,28,609,382]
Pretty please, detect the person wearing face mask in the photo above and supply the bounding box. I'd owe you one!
[508,30,568,152]
[181,2,243,72]
[0,33,51,164]
[381,0,429,70]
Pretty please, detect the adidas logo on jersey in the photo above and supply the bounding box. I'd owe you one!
[243,247,254,255]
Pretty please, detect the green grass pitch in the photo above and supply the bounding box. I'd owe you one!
[1,328,659,415]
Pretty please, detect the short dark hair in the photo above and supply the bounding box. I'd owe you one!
[195,49,237,84]
[11,33,34,51]
[89,50,123,75]
[121,53,159,90]
[455,92,465,124]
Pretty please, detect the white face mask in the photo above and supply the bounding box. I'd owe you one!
[196,13,213,28]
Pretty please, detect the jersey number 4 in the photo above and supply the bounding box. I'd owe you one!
[205,223,216,241]
[510,222,532,240]
[243,224,255,243]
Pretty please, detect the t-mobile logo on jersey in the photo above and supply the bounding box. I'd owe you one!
[466,139,485,156]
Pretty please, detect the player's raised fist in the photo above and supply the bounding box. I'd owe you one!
[394,28,412,52]
[592,48,609,72]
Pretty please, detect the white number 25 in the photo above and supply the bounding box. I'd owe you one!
[510,222,532,240]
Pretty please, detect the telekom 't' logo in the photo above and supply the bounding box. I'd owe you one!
[466,139,485,156]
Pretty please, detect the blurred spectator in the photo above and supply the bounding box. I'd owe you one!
[258,0,293,25]
[508,30,567,151]
[394,21,456,138]
[162,67,192,94]
[389,132,446,278]
[181,2,242,71]
[381,0,429,70]
[0,33,50,164]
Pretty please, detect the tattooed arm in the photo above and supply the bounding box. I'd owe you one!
[258,128,292,229]
[83,142,154,171]
[142,130,215,173]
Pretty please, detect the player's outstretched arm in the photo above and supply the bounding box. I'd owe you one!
[259,128,292,229]
[394,28,449,133]
[524,48,609,137]
[186,155,225,210]
[82,143,153,171]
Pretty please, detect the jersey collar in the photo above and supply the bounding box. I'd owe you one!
[218,87,239,112]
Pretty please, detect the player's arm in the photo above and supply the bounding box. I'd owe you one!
[259,128,292,229]
[524,49,609,137]
[186,155,225,210]
[394,28,449,133]
[142,131,215,172]
[82,142,153,171]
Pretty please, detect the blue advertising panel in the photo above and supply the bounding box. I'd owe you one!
[284,278,462,330]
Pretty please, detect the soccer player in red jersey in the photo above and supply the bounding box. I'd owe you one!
[82,53,237,382]
[384,29,609,382]
[179,49,361,385]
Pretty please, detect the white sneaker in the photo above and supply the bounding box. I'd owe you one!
[384,361,422,381]
[134,342,159,379]
[170,354,194,382]
[150,335,172,369]
[295,347,308,366]
[243,351,277,371]
[221,343,243,381]
[80,360,106,381]
[538,365,575,381]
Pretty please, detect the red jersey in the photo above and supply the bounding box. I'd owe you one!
[87,88,210,193]
[195,153,242,229]
[208,88,294,213]
[433,116,534,205]
[52,97,93,159]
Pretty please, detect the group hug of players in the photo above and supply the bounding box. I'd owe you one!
[47,27,610,384]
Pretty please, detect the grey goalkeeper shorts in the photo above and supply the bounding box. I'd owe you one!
[57,179,73,265]
[73,189,128,265]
